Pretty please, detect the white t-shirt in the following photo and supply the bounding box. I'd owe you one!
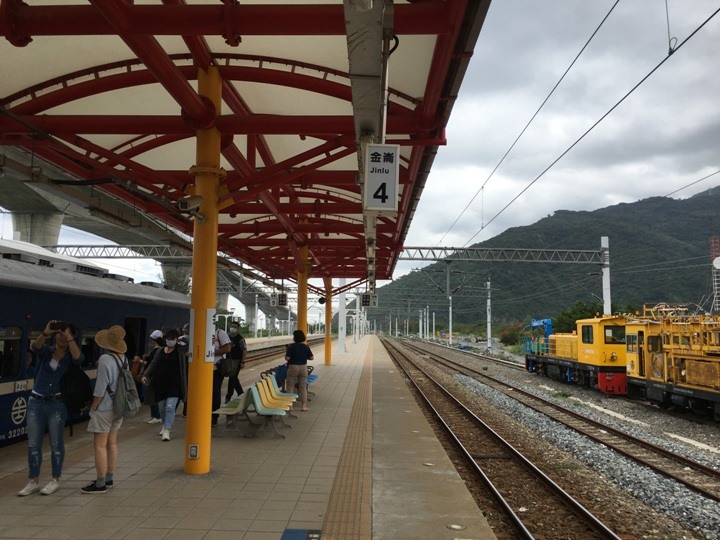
[213,329,231,369]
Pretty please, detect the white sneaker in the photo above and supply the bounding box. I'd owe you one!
[145,417,161,424]
[40,479,59,495]
[161,429,170,441]
[18,479,39,497]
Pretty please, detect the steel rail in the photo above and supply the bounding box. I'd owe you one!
[406,340,720,503]
[382,337,621,540]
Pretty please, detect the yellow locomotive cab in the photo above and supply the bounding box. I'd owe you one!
[575,316,628,394]
[524,315,628,395]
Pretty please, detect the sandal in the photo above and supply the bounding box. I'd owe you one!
[301,405,309,412]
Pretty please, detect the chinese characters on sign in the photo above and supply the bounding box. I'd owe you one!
[363,144,399,212]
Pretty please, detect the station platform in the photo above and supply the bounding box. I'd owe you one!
[0,335,495,540]
[244,334,323,352]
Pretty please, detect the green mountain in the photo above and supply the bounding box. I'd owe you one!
[372,189,720,330]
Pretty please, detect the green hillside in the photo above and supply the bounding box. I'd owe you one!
[370,189,720,330]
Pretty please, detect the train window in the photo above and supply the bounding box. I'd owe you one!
[604,325,625,345]
[647,335,661,352]
[626,334,637,352]
[581,325,593,344]
[0,327,22,380]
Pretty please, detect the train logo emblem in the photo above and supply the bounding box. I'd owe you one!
[11,397,27,425]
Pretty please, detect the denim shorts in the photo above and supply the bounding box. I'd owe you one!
[87,409,123,433]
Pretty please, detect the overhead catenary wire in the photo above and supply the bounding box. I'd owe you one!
[436,0,622,247]
[664,169,720,198]
[461,5,720,249]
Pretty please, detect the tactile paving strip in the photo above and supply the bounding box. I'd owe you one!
[321,346,372,539]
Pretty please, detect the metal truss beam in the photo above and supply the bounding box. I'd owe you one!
[399,246,603,264]
[48,244,191,260]
[44,244,267,285]
[376,288,488,299]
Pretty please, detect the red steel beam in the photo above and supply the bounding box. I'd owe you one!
[0,113,430,136]
[89,0,215,129]
[0,4,450,41]
[2,54,419,113]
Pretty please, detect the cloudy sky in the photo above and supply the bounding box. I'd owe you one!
[2,0,719,310]
[397,0,720,275]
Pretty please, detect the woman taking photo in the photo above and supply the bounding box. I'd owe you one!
[19,321,83,496]
[142,328,187,441]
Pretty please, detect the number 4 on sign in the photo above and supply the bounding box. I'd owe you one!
[373,183,389,204]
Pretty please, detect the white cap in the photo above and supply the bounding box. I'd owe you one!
[150,329,163,340]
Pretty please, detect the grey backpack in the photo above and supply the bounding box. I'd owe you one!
[107,353,142,417]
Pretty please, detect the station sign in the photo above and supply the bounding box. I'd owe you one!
[363,144,399,212]
[269,293,278,307]
[278,293,288,306]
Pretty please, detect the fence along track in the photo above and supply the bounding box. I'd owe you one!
[381,338,621,540]
[405,339,720,503]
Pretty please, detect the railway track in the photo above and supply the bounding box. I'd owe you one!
[381,338,621,540]
[404,339,720,504]
[245,337,328,365]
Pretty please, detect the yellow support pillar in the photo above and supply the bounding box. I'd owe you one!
[297,246,309,337]
[184,66,223,474]
[324,276,332,365]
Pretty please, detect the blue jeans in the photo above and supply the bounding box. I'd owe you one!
[159,397,180,430]
[26,396,68,479]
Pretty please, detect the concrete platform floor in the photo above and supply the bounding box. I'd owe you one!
[0,335,495,539]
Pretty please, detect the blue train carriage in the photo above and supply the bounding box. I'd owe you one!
[524,315,628,395]
[626,305,720,420]
[0,241,189,446]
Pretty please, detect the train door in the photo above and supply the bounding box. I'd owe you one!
[124,317,147,359]
[78,326,101,369]
[638,331,645,377]
[0,327,26,445]
[0,327,21,380]
[647,334,663,381]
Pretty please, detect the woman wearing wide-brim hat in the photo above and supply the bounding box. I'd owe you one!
[81,325,127,494]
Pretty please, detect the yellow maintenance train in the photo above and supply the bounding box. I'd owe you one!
[524,304,720,420]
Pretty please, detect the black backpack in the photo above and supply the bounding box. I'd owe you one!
[60,361,93,432]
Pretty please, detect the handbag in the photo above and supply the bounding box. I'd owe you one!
[219,356,239,377]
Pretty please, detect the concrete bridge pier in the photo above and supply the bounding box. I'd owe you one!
[12,212,63,245]
[245,302,258,334]
[160,262,191,294]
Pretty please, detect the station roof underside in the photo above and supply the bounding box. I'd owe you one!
[0,1,491,295]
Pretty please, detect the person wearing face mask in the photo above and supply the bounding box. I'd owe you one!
[225,321,247,404]
[141,328,187,441]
